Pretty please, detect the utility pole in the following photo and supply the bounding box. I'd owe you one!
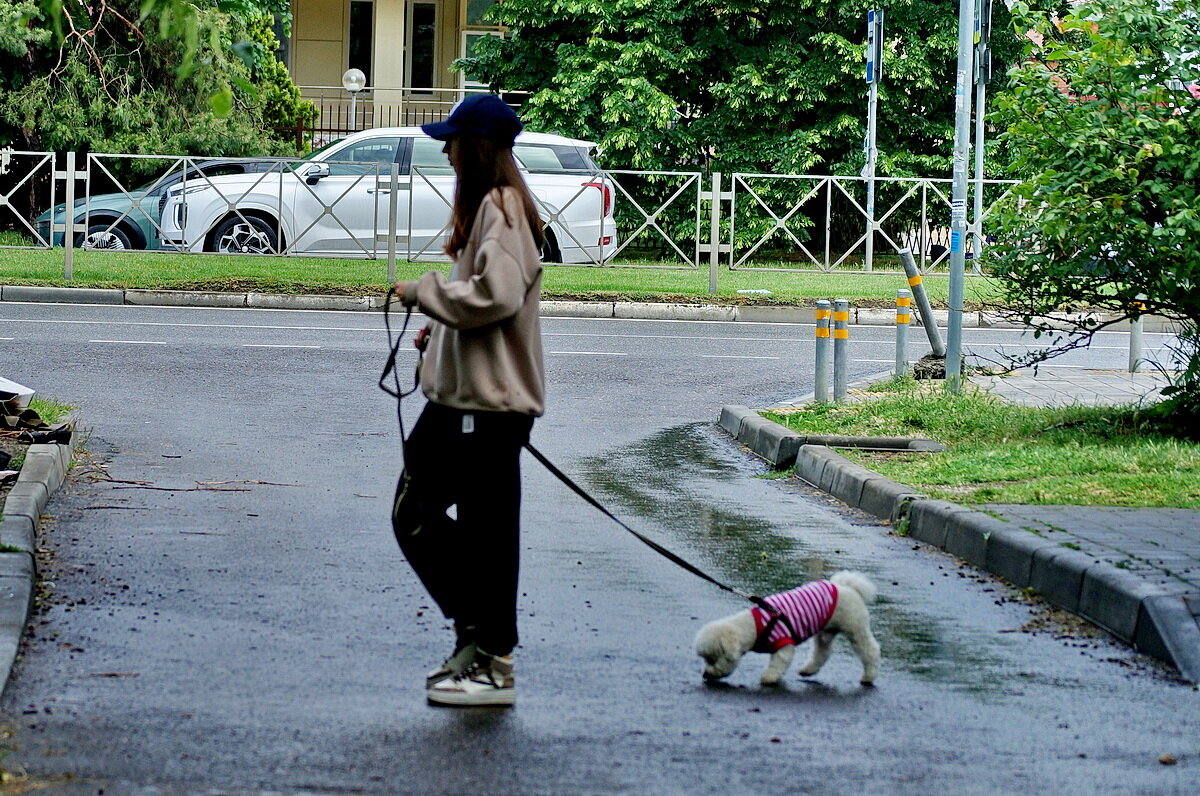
[972,0,993,265]
[863,10,883,272]
[945,0,975,392]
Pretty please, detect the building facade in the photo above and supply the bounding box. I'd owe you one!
[282,0,507,130]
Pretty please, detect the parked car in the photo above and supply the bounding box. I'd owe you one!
[157,128,618,263]
[34,159,284,250]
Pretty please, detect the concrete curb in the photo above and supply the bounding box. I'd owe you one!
[0,285,1181,330]
[0,436,75,695]
[720,404,943,469]
[717,407,1200,683]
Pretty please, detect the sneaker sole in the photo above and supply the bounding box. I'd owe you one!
[426,689,516,707]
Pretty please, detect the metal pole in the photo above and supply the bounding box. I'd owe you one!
[896,289,911,377]
[946,0,976,392]
[833,298,850,402]
[864,10,883,272]
[971,80,986,272]
[815,299,832,402]
[971,0,992,273]
[709,172,722,294]
[1129,294,1146,373]
[387,162,399,284]
[898,247,946,356]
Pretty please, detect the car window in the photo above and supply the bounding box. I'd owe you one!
[324,137,402,176]
[513,144,595,173]
[199,164,252,178]
[410,138,454,175]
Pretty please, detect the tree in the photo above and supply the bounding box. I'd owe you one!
[466,0,1020,176]
[987,0,1200,427]
[461,0,1021,259]
[0,0,313,161]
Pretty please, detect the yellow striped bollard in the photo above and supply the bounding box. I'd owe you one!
[1129,294,1146,373]
[833,298,850,402]
[898,248,946,357]
[895,289,911,377]
[814,299,832,402]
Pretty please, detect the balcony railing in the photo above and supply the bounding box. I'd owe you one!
[294,86,529,147]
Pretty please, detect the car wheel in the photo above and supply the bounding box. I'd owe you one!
[540,228,561,263]
[212,216,279,254]
[77,224,133,250]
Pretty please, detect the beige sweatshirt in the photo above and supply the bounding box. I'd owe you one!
[398,186,545,416]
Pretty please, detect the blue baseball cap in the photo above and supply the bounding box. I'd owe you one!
[421,94,523,144]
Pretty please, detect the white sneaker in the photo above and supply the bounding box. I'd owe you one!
[426,642,478,688]
[427,653,515,707]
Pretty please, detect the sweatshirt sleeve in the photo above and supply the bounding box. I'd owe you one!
[411,192,541,330]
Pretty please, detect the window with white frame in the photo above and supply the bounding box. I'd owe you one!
[460,30,502,88]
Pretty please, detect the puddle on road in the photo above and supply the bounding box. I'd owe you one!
[578,423,820,595]
[576,423,1078,699]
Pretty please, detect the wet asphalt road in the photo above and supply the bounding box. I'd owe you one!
[0,302,1195,794]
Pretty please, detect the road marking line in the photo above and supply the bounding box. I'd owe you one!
[701,355,780,360]
[88,339,166,345]
[2,318,378,333]
[242,344,321,349]
[549,351,628,356]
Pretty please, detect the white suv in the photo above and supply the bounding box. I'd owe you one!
[158,128,617,263]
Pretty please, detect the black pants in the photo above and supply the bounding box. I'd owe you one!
[392,401,534,656]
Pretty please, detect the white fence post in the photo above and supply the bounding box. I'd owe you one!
[54,152,87,280]
[709,172,722,293]
[387,162,399,284]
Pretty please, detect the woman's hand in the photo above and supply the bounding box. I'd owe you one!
[391,282,407,301]
[414,325,432,352]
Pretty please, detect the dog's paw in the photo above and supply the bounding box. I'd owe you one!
[860,678,876,687]
[797,665,818,677]
[760,673,783,686]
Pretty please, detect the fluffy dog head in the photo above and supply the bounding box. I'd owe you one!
[693,612,756,680]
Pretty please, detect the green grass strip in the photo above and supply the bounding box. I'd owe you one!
[763,381,1200,508]
[0,248,1002,307]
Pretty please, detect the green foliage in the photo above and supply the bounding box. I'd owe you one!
[241,12,317,146]
[986,0,1200,416]
[0,0,50,58]
[463,0,1020,259]
[466,0,1020,177]
[0,0,309,164]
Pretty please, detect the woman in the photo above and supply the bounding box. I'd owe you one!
[391,94,545,707]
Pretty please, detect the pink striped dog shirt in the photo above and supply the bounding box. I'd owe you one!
[751,580,839,651]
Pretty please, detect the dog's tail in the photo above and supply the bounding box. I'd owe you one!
[831,571,877,604]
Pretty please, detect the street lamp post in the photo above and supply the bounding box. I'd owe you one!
[342,68,367,132]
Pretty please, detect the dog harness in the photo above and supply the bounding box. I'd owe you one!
[751,581,839,653]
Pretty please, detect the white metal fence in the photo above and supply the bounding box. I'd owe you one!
[0,148,1019,276]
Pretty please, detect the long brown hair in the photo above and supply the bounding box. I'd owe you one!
[445,134,545,256]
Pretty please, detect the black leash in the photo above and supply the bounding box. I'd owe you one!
[527,442,802,645]
[378,293,422,446]
[522,442,771,608]
[377,293,795,640]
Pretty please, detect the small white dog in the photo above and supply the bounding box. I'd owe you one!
[694,571,880,686]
